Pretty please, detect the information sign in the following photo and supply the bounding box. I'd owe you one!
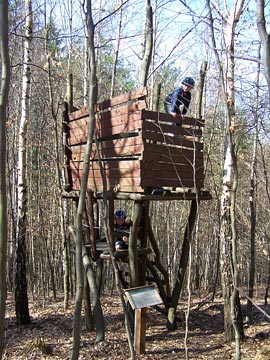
[124,285,163,310]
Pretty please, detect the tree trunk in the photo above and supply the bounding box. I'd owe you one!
[110,0,123,97]
[167,200,198,330]
[82,244,104,341]
[256,0,270,93]
[139,0,153,87]
[15,0,33,326]
[72,0,98,357]
[0,0,10,355]
[129,202,141,288]
[207,1,245,348]
[246,55,260,322]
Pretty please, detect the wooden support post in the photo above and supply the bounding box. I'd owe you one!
[129,201,142,287]
[138,201,149,286]
[135,307,147,355]
[108,193,115,249]
[167,199,198,330]
[86,190,97,259]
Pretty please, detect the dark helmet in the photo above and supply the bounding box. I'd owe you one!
[115,210,126,219]
[182,77,195,88]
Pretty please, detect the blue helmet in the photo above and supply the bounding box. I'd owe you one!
[115,210,126,219]
[182,77,195,87]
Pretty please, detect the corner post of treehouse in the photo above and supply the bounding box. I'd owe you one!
[108,192,115,250]
[167,199,198,330]
[85,190,97,260]
[129,201,142,287]
[138,201,150,286]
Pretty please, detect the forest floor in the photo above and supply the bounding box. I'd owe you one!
[3,289,270,360]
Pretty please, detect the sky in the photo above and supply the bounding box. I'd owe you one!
[38,0,268,95]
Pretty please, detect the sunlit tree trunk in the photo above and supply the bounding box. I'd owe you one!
[139,0,153,87]
[0,0,10,356]
[207,1,245,354]
[15,0,33,326]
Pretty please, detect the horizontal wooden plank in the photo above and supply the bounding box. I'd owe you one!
[141,143,203,166]
[140,161,204,176]
[142,142,203,157]
[141,177,204,189]
[69,162,204,182]
[141,120,202,137]
[141,109,205,127]
[71,180,144,193]
[90,159,141,170]
[97,100,146,123]
[70,160,204,189]
[142,153,203,168]
[70,160,140,173]
[71,171,144,192]
[71,174,203,192]
[87,167,204,183]
[68,88,147,122]
[69,107,89,122]
[96,100,146,130]
[68,118,143,146]
[97,87,147,111]
[95,118,142,139]
[70,144,143,161]
[141,130,203,151]
[70,135,143,153]
[68,103,145,133]
[142,170,204,183]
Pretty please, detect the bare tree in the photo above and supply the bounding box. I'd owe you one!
[0,0,10,356]
[15,0,33,325]
[72,0,104,357]
[206,1,245,355]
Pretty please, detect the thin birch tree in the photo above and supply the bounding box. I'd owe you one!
[15,0,33,325]
[0,0,10,356]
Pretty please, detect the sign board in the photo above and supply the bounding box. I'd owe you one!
[124,285,163,310]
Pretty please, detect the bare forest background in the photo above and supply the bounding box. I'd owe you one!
[1,0,270,359]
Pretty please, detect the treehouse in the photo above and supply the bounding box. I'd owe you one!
[62,87,211,302]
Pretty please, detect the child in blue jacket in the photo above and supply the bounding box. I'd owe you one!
[164,77,195,122]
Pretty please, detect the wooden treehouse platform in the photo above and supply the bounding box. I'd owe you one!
[63,87,211,201]
[62,88,212,297]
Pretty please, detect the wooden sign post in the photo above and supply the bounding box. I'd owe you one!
[124,285,163,355]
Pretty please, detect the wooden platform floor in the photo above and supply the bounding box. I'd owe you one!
[63,188,212,201]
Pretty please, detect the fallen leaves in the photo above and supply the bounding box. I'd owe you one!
[3,291,270,359]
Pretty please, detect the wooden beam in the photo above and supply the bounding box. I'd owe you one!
[135,307,147,355]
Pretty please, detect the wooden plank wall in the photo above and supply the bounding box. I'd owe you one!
[65,88,205,193]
